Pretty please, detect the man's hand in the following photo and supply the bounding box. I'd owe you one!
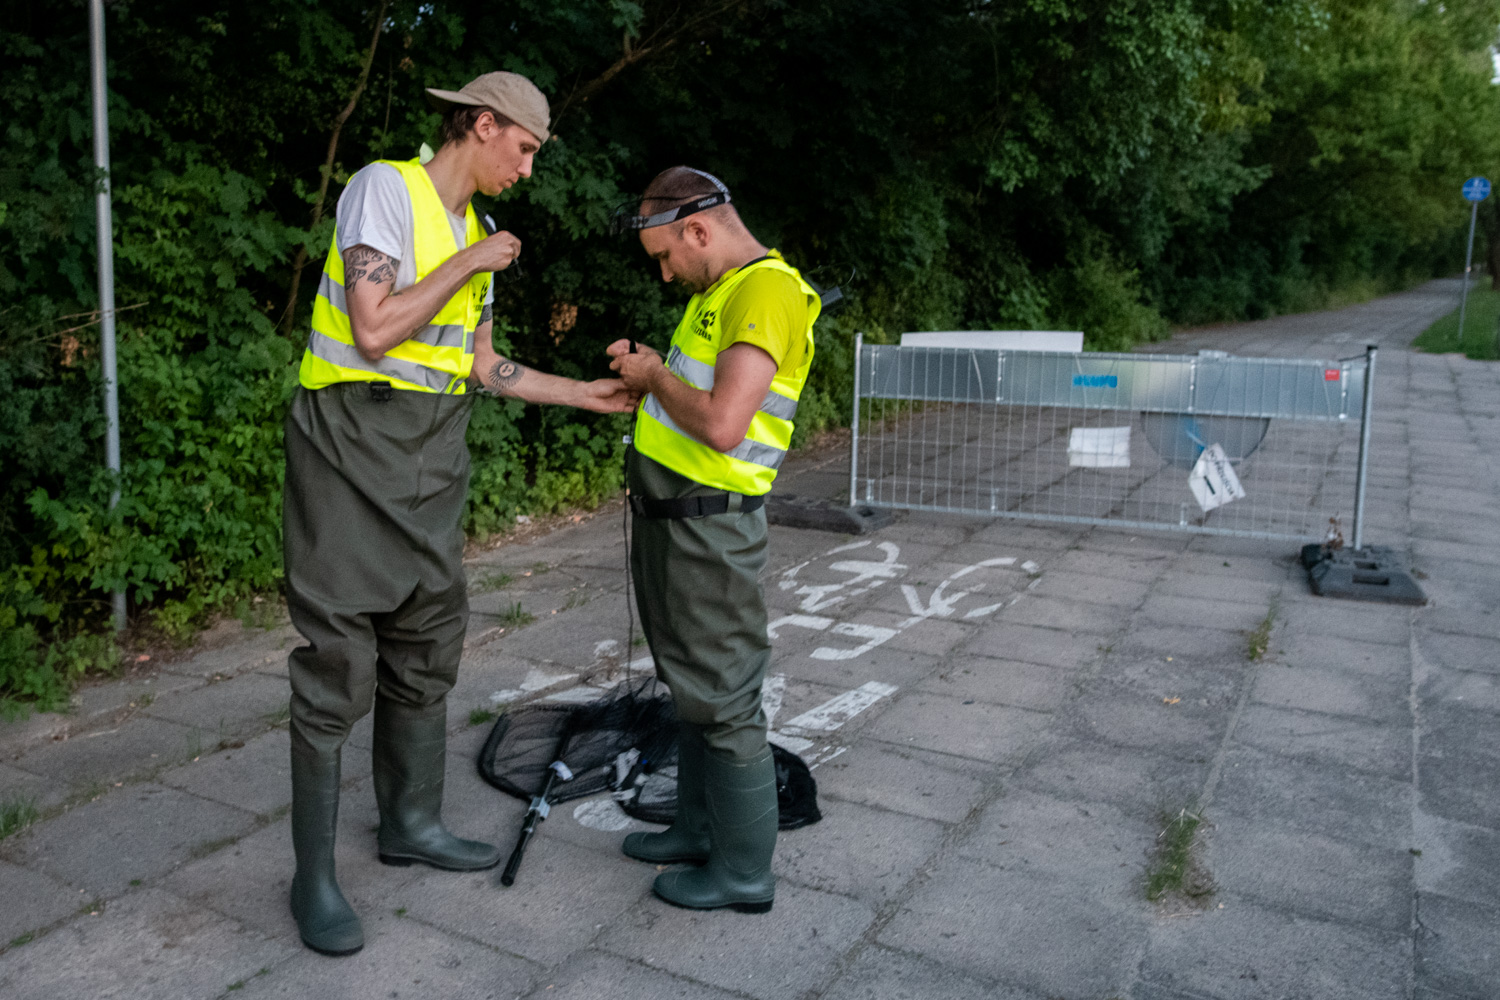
[576,378,641,414]
[469,230,522,273]
[605,338,665,394]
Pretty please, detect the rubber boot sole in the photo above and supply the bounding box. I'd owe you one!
[652,886,774,914]
[300,936,364,957]
[378,852,502,872]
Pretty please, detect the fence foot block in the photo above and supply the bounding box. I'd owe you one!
[765,495,893,535]
[1301,544,1427,605]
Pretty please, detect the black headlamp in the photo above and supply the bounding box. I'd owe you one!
[607,169,732,236]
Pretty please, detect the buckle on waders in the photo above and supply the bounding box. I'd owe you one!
[369,381,394,402]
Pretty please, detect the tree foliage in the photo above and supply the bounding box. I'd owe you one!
[2,0,1498,703]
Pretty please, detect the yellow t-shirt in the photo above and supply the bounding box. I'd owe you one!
[716,259,809,378]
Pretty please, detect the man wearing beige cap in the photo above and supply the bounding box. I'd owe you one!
[282,70,633,958]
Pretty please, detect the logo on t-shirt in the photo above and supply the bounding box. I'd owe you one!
[695,309,717,339]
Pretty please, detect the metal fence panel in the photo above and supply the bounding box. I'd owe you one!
[851,340,1376,542]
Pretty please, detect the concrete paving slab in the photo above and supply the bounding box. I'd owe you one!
[810,739,993,824]
[1279,602,1412,646]
[1416,631,1500,675]
[1234,703,1411,779]
[1415,893,1500,998]
[0,858,82,944]
[1030,569,1154,608]
[1418,664,1500,714]
[1419,701,1500,762]
[1420,607,1500,640]
[879,858,1142,997]
[0,762,67,812]
[1045,547,1173,583]
[959,788,1154,895]
[10,716,206,792]
[143,671,290,737]
[1417,753,1500,829]
[1413,811,1500,910]
[773,798,947,906]
[1212,746,1413,850]
[1170,550,1297,584]
[1137,594,1274,633]
[1109,654,1245,707]
[160,626,299,680]
[1,783,257,898]
[1252,664,1410,721]
[158,728,294,817]
[1138,898,1409,1000]
[521,949,743,1000]
[1118,624,1247,661]
[1065,685,1228,762]
[71,673,203,724]
[1001,594,1128,635]
[772,644,938,694]
[1207,820,1413,932]
[1280,632,1413,679]
[597,881,875,1000]
[863,692,1051,764]
[1014,739,1208,821]
[819,945,1041,1000]
[380,835,648,966]
[1156,571,1283,604]
[917,655,1078,712]
[158,787,420,937]
[236,910,539,1000]
[0,888,294,1000]
[959,623,1111,670]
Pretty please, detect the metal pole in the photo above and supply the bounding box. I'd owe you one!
[1351,344,1377,552]
[848,331,862,507]
[90,0,125,631]
[1458,200,1478,344]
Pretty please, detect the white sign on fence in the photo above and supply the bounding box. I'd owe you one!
[1068,426,1132,468]
[1189,443,1247,512]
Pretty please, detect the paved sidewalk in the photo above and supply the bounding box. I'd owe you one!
[1,279,1496,999]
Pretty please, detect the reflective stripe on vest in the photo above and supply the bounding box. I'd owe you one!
[632,252,820,496]
[298,158,489,394]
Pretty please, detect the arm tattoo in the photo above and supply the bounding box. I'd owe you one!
[344,245,398,292]
[477,356,530,397]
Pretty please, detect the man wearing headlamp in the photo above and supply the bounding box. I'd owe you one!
[606,167,822,913]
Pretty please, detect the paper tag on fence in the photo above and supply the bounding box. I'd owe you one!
[1068,426,1131,468]
[1189,443,1246,512]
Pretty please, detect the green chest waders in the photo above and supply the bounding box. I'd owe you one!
[282,383,500,956]
[625,448,778,912]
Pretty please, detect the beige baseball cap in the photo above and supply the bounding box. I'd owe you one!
[425,71,550,143]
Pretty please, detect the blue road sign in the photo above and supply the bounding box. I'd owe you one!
[1462,176,1490,202]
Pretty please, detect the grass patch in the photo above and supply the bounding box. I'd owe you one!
[1146,808,1214,903]
[1413,287,1500,360]
[468,707,497,727]
[262,703,291,727]
[498,602,535,629]
[472,570,514,593]
[1246,595,1280,662]
[0,795,40,840]
[9,932,34,947]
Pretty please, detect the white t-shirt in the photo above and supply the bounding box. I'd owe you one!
[334,163,494,309]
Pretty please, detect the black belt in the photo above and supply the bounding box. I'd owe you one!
[629,492,765,519]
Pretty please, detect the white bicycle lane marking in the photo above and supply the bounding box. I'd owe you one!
[769,540,1038,661]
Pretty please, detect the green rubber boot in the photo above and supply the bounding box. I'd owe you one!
[290,748,364,956]
[373,698,502,871]
[623,722,711,864]
[652,746,777,913]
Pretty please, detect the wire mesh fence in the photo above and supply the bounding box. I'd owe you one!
[849,338,1377,542]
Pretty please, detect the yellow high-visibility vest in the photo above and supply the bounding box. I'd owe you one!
[633,251,820,496]
[298,158,489,394]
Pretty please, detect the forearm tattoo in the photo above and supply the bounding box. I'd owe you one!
[477,356,530,397]
[344,245,398,291]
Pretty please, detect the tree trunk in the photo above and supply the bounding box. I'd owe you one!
[1485,202,1500,291]
[279,1,390,336]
